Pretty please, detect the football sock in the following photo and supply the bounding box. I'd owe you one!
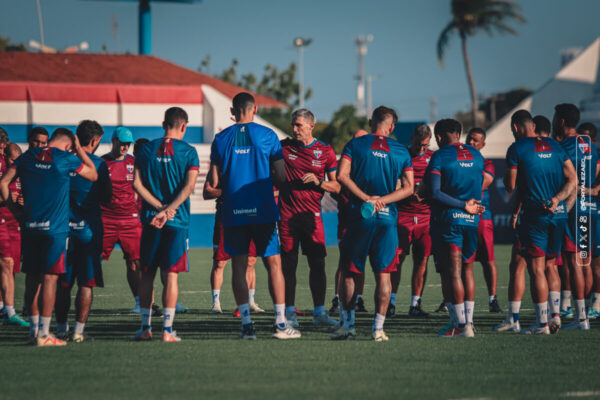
[465,301,474,325]
[454,303,466,328]
[29,315,39,337]
[508,301,521,322]
[390,293,397,307]
[212,290,220,304]
[535,302,549,326]
[40,316,51,337]
[238,303,251,325]
[134,296,140,306]
[561,290,572,309]
[342,309,355,330]
[5,305,15,318]
[163,307,175,333]
[548,291,560,317]
[313,305,325,316]
[585,298,590,309]
[274,304,286,328]
[372,313,385,331]
[285,305,295,315]
[56,322,68,333]
[410,296,420,307]
[575,299,587,322]
[592,292,600,311]
[141,308,151,330]
[74,321,85,335]
[248,289,255,305]
[488,295,496,304]
[445,302,455,323]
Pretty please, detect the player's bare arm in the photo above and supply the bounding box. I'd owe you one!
[511,199,522,230]
[378,170,414,205]
[301,170,341,194]
[73,134,98,182]
[337,156,370,203]
[133,166,163,210]
[0,166,16,203]
[271,158,286,186]
[203,163,222,200]
[546,159,577,213]
[482,171,494,191]
[504,166,517,194]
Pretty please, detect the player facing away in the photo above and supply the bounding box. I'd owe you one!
[391,124,434,318]
[0,133,29,327]
[0,128,98,346]
[333,106,414,341]
[55,121,111,342]
[132,107,200,342]
[465,127,503,313]
[553,104,598,330]
[203,172,264,315]
[427,119,485,338]
[279,109,341,328]
[209,92,300,340]
[504,110,577,335]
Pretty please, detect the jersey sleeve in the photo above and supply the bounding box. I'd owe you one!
[506,143,518,169]
[325,146,338,173]
[428,151,441,176]
[341,140,354,162]
[67,153,84,173]
[484,159,495,178]
[134,147,147,169]
[269,132,283,162]
[187,146,200,172]
[402,149,413,173]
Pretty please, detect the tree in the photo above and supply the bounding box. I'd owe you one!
[317,104,369,153]
[437,0,525,126]
[0,35,27,52]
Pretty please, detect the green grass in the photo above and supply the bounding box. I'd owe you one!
[2,245,600,400]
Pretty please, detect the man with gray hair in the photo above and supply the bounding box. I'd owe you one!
[279,109,341,327]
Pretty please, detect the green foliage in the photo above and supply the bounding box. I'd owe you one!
[316,104,369,153]
[0,35,27,52]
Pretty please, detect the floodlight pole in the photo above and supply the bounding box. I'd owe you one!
[139,0,151,55]
[293,37,312,109]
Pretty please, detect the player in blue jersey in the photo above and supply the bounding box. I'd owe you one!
[0,128,98,346]
[54,120,111,342]
[333,106,414,341]
[427,119,485,338]
[209,92,300,340]
[553,104,598,329]
[505,110,577,335]
[131,107,199,342]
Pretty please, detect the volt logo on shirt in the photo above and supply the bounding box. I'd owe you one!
[235,148,251,155]
[372,151,388,158]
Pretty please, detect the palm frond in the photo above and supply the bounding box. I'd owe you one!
[437,21,457,67]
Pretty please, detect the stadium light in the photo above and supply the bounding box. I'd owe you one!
[293,37,312,109]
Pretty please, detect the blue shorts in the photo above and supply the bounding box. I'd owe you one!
[437,224,478,264]
[62,219,104,288]
[140,225,189,273]
[223,223,280,257]
[22,231,68,274]
[519,214,566,258]
[339,217,398,274]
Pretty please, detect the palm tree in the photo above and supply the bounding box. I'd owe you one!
[437,0,525,126]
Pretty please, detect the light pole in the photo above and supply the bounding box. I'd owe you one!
[293,37,312,109]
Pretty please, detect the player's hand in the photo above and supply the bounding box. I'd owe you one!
[543,197,559,214]
[510,215,518,230]
[73,134,82,151]
[465,199,484,215]
[150,210,169,229]
[302,173,320,186]
[367,196,386,212]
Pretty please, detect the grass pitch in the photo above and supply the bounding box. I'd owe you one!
[1,245,600,400]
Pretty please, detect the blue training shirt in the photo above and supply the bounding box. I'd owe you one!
[70,153,108,224]
[506,136,569,218]
[135,137,200,228]
[427,142,485,227]
[341,134,413,222]
[13,147,83,234]
[210,122,282,227]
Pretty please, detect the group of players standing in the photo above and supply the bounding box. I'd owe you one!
[1,91,599,344]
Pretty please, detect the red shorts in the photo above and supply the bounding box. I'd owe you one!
[397,213,431,258]
[102,217,142,261]
[476,219,495,262]
[213,217,256,261]
[279,212,327,257]
[0,219,21,273]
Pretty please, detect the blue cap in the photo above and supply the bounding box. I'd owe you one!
[112,127,134,143]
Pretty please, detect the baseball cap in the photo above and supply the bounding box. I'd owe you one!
[113,126,134,143]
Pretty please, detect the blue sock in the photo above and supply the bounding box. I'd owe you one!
[390,293,397,306]
[314,305,325,316]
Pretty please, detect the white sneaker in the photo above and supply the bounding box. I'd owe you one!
[211,302,222,314]
[249,302,265,313]
[549,316,561,334]
[372,329,389,341]
[312,312,338,326]
[130,304,141,314]
[563,320,590,330]
[521,324,550,335]
[492,319,521,332]
[461,324,475,338]
[286,311,299,328]
[272,324,301,339]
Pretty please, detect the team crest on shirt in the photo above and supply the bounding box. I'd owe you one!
[313,150,322,159]
[578,137,592,154]
[426,158,430,164]
[127,164,134,173]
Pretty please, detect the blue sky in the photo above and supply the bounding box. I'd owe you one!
[1,0,599,122]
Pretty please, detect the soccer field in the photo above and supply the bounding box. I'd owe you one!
[1,246,599,400]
